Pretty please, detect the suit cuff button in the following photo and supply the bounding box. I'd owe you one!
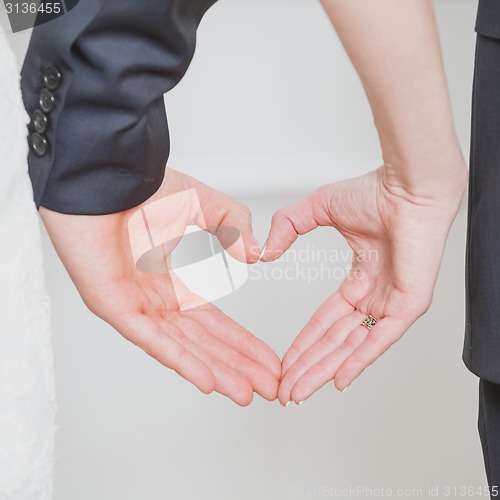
[32,109,49,134]
[42,65,62,90]
[39,88,55,114]
[30,132,48,157]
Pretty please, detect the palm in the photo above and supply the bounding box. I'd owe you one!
[263,167,462,404]
[41,169,281,406]
[331,168,450,322]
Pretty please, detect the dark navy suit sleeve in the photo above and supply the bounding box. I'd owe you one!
[476,0,500,40]
[21,0,217,215]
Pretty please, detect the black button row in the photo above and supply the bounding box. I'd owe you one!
[30,65,62,158]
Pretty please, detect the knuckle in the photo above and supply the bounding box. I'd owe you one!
[315,357,332,377]
[308,315,328,333]
[349,349,368,369]
[241,205,252,220]
[344,334,360,351]
[271,209,287,225]
[371,333,391,352]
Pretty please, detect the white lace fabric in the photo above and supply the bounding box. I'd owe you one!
[0,32,55,500]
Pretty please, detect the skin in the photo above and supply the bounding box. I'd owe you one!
[261,0,468,404]
[264,166,464,404]
[41,168,281,406]
[41,0,468,407]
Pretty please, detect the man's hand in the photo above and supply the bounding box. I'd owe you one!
[41,168,281,406]
[262,165,466,404]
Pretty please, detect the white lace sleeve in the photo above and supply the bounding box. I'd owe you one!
[0,32,55,500]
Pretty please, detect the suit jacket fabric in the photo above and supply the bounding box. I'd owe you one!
[21,0,217,215]
[476,0,500,40]
[464,1,500,384]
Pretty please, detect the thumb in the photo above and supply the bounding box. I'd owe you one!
[261,186,332,262]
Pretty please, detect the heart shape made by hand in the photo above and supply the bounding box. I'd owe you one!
[122,167,456,406]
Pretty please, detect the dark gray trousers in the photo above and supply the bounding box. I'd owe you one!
[466,33,500,496]
[479,379,500,492]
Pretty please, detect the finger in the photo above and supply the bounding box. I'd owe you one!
[115,312,216,395]
[195,185,260,264]
[163,170,260,263]
[289,322,370,403]
[186,304,282,381]
[215,215,260,265]
[333,317,410,391]
[281,291,355,379]
[157,317,255,406]
[172,314,278,401]
[278,310,364,405]
[261,187,332,262]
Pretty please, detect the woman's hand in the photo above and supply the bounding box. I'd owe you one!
[262,165,466,404]
[41,168,281,406]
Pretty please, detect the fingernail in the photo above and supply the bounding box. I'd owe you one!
[342,385,349,393]
[284,400,292,407]
[297,400,305,405]
[259,244,267,260]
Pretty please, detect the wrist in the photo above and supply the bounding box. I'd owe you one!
[380,157,468,207]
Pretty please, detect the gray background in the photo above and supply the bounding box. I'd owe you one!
[5,1,484,498]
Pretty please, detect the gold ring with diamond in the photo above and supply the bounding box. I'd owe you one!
[361,315,378,331]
